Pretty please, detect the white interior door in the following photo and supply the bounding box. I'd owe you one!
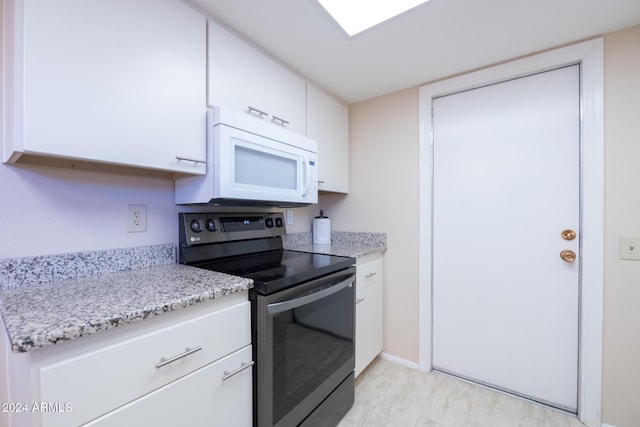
[432,65,580,412]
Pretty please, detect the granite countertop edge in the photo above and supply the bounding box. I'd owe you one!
[0,234,386,353]
[282,231,387,258]
[0,245,253,353]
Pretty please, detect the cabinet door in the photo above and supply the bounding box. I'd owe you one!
[355,279,383,377]
[39,300,251,427]
[355,255,384,377]
[208,20,306,135]
[208,19,267,114]
[10,0,207,174]
[306,84,349,193]
[84,345,253,427]
[266,59,307,135]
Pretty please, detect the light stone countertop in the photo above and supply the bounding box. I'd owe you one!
[0,245,252,353]
[0,233,385,353]
[283,231,386,258]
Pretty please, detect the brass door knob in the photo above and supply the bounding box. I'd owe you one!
[561,230,577,241]
[560,249,576,262]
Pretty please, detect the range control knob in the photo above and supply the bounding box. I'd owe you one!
[206,219,217,232]
[190,220,202,233]
[275,217,284,228]
[265,218,274,228]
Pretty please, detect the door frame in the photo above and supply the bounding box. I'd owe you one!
[418,39,603,427]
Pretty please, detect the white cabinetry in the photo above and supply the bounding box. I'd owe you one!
[3,0,207,175]
[205,20,350,193]
[306,84,350,193]
[208,20,306,135]
[2,292,251,427]
[85,346,253,427]
[355,254,384,377]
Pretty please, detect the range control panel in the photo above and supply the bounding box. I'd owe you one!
[179,212,286,246]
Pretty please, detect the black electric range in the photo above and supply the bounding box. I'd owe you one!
[178,211,356,427]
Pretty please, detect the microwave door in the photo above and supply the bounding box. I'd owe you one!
[233,142,298,193]
[215,125,318,205]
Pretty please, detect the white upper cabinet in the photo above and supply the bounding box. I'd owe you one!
[207,20,267,115]
[3,0,207,175]
[306,84,349,193]
[266,59,307,135]
[207,20,307,135]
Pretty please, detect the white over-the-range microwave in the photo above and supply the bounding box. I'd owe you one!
[175,106,318,207]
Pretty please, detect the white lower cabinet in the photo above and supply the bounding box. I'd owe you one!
[85,345,253,427]
[355,254,384,377]
[1,292,252,427]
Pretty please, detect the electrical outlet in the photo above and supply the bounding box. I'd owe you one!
[286,210,294,225]
[619,236,640,260]
[126,205,147,233]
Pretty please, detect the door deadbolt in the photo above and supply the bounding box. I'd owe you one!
[560,249,576,263]
[561,230,576,241]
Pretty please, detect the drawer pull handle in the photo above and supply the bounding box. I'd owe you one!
[365,272,377,279]
[222,361,255,381]
[247,106,268,117]
[356,298,365,305]
[175,156,206,165]
[271,115,290,126]
[155,346,202,369]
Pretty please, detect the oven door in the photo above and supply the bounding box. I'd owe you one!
[253,267,355,427]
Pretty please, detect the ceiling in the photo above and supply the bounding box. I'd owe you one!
[185,0,640,104]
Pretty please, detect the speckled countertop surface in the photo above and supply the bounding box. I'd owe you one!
[0,244,252,353]
[283,232,386,258]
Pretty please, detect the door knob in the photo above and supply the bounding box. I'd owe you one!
[560,249,576,262]
[561,229,577,241]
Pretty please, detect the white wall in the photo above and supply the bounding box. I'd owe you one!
[602,24,640,427]
[0,162,319,259]
[283,204,318,234]
[0,164,179,258]
[319,88,420,362]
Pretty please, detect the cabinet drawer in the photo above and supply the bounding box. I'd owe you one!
[38,301,250,427]
[356,257,383,290]
[84,345,253,427]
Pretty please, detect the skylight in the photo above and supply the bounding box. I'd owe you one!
[318,0,430,37]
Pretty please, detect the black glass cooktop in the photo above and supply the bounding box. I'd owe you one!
[191,250,355,295]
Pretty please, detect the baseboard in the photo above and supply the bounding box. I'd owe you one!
[378,352,421,370]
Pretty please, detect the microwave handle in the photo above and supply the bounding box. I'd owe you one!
[301,154,312,197]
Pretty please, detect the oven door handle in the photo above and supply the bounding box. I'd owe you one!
[267,276,354,315]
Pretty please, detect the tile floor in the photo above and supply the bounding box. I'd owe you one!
[338,358,585,427]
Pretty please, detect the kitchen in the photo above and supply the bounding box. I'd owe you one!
[1,0,640,426]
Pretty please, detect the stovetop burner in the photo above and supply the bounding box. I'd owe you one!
[178,212,355,295]
[191,249,353,295]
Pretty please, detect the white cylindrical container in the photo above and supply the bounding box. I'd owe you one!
[313,210,331,244]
